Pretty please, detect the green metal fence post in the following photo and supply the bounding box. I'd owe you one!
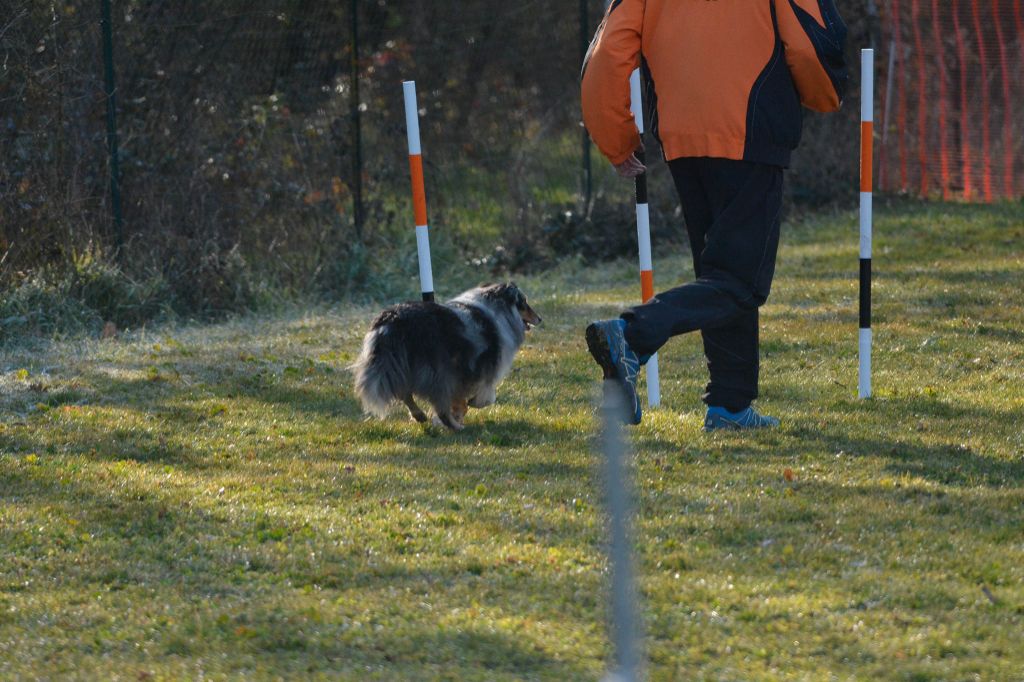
[350,2,364,241]
[100,0,124,258]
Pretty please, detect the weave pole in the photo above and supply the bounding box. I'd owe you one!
[629,69,660,409]
[859,49,874,400]
[402,81,435,302]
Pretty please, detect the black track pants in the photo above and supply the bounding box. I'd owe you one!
[621,157,783,412]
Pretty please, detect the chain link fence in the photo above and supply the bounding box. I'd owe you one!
[2,1,877,334]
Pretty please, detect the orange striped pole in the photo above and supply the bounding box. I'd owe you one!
[629,69,660,408]
[860,49,874,399]
[402,81,435,302]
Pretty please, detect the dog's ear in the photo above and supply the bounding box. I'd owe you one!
[483,283,537,319]
[509,283,542,327]
[482,282,519,305]
[504,282,527,310]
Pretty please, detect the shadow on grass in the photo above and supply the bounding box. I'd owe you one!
[337,626,597,677]
[0,408,221,470]
[778,429,1024,489]
[757,369,1018,458]
[1,452,604,678]
[7,336,1018,495]
[0,458,227,586]
[170,606,601,678]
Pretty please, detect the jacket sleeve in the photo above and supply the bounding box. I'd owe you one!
[581,0,645,166]
[775,0,849,112]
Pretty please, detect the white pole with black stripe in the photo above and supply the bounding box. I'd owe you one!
[402,81,435,302]
[859,49,874,399]
[629,69,660,409]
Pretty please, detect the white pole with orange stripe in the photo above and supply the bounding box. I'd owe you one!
[402,81,435,302]
[859,49,873,399]
[630,69,660,409]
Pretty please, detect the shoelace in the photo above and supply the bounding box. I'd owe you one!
[707,407,777,428]
[612,327,639,385]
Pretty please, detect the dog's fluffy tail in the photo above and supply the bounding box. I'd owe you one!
[352,326,407,417]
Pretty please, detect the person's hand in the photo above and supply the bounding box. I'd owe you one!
[614,153,646,178]
[614,141,646,178]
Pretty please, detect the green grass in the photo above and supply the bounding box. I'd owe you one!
[1,199,1022,680]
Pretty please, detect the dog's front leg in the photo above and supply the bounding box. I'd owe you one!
[431,412,465,431]
[450,398,469,427]
[468,386,497,409]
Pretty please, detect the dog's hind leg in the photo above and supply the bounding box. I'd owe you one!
[402,394,428,423]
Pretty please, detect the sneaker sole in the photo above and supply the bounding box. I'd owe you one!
[703,418,779,432]
[585,323,617,380]
[703,421,738,432]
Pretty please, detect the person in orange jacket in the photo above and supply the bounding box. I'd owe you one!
[582,0,848,430]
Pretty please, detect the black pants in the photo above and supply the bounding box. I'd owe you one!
[621,157,783,412]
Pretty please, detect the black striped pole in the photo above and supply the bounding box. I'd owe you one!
[629,69,660,408]
[859,49,874,399]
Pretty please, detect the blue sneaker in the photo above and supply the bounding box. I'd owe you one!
[703,406,780,431]
[586,319,645,425]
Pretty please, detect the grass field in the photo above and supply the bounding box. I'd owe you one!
[1,199,1022,680]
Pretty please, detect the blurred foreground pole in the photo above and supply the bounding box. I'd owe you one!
[100,0,124,257]
[600,388,643,682]
[349,2,364,240]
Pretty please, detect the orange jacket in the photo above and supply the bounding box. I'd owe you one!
[582,0,848,167]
